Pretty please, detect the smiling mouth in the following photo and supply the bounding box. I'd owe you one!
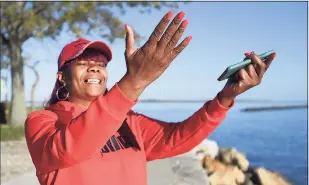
[84,79,102,84]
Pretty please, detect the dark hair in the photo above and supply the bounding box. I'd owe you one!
[44,48,108,108]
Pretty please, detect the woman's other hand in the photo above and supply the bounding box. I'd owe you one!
[218,52,277,107]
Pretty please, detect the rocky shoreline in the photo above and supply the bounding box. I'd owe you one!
[199,147,293,185]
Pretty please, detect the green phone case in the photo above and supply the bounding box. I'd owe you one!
[217,49,275,81]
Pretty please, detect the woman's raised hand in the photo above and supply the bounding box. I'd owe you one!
[118,11,191,101]
[125,11,191,84]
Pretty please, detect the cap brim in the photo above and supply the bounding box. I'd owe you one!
[84,41,112,61]
[70,40,113,62]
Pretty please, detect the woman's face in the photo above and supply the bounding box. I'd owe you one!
[57,51,108,106]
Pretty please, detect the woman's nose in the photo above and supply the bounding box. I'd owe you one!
[87,64,100,72]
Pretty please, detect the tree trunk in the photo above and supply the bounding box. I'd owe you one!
[0,76,9,104]
[26,61,40,112]
[8,42,27,125]
[0,77,9,124]
[30,70,39,112]
[4,77,9,105]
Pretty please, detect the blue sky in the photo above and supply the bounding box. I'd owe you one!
[1,2,307,102]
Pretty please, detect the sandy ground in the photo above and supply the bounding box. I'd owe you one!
[1,139,208,185]
[2,158,203,185]
[1,139,35,183]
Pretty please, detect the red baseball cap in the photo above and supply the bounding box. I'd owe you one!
[57,38,112,70]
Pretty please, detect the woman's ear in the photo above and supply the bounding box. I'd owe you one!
[56,71,66,86]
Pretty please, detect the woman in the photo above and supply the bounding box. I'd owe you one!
[25,11,276,185]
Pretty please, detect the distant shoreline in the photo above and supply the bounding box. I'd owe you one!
[137,99,306,103]
[7,99,307,107]
[241,104,308,112]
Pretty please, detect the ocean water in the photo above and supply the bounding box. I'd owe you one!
[133,101,308,185]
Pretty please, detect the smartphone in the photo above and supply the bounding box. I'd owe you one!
[217,49,275,81]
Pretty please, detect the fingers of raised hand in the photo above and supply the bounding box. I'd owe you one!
[125,24,137,57]
[245,52,276,79]
[165,20,188,54]
[237,68,256,87]
[158,11,186,48]
[246,64,261,86]
[169,36,192,60]
[148,11,174,45]
[264,52,276,70]
[246,53,266,78]
[238,69,250,82]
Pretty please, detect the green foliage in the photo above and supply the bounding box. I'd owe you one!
[1,2,179,45]
[0,124,25,141]
[0,1,180,83]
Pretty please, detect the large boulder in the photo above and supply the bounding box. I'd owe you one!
[191,139,219,161]
[242,175,255,185]
[216,148,249,171]
[235,151,249,171]
[254,167,293,185]
[201,155,246,185]
[196,139,219,159]
[207,164,246,185]
[199,145,293,185]
[201,154,226,174]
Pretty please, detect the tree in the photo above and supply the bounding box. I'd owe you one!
[1,33,9,105]
[0,2,179,124]
[25,60,40,112]
[1,73,9,104]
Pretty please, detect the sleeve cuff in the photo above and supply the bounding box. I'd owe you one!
[103,83,138,118]
[205,94,234,119]
[115,83,139,104]
[214,93,235,110]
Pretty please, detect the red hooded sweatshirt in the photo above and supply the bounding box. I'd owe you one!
[25,83,233,185]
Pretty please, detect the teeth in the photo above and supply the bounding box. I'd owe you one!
[86,79,101,84]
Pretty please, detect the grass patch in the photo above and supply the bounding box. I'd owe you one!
[1,124,25,141]
[0,103,42,141]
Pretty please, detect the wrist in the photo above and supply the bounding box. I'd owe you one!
[121,74,148,90]
[118,74,147,101]
[217,91,235,108]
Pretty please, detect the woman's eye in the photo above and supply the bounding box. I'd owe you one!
[99,63,106,67]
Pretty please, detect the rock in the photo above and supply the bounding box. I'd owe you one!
[216,148,236,164]
[232,166,246,184]
[254,167,293,185]
[216,148,249,171]
[201,155,245,185]
[247,167,260,185]
[208,165,246,185]
[196,140,219,159]
[209,169,238,185]
[235,152,249,171]
[242,175,255,185]
[200,145,293,185]
[201,155,227,174]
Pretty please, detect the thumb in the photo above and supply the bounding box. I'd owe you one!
[125,24,136,56]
